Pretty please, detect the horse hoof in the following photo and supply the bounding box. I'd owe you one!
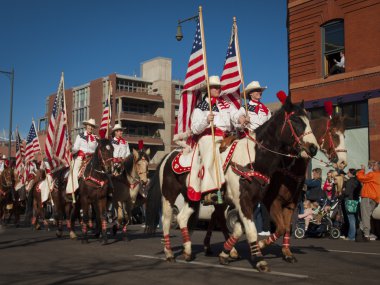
[219,255,230,265]
[56,230,63,238]
[112,225,118,236]
[229,248,241,261]
[183,252,194,262]
[166,257,176,263]
[283,255,298,263]
[69,231,77,240]
[204,246,213,256]
[254,259,270,272]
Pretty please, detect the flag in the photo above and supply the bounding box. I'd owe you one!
[15,130,24,178]
[99,98,110,139]
[25,122,40,163]
[174,19,205,142]
[220,22,241,110]
[45,74,72,170]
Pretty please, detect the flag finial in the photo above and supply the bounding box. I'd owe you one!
[138,140,144,151]
[276,90,287,105]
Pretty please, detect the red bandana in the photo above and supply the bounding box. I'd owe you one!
[251,100,269,115]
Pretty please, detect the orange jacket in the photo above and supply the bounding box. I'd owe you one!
[356,170,380,203]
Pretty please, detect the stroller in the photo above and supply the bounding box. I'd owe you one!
[294,199,341,239]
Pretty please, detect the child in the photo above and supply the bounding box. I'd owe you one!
[323,170,334,199]
[298,200,314,231]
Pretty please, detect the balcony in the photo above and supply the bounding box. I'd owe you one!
[115,90,163,103]
[124,135,164,146]
[118,111,164,124]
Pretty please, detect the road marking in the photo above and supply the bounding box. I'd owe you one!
[135,255,309,279]
[328,249,380,256]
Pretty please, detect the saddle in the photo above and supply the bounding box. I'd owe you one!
[78,155,93,179]
[219,135,237,153]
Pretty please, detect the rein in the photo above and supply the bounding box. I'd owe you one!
[281,111,314,148]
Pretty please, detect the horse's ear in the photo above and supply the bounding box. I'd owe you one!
[146,148,151,157]
[132,149,139,160]
[284,92,293,112]
[300,100,305,109]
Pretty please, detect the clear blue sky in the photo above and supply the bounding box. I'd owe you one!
[0,0,287,137]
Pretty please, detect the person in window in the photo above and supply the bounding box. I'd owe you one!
[66,119,98,195]
[329,51,345,75]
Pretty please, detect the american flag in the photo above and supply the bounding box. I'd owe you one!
[15,130,24,178]
[220,22,241,110]
[45,74,72,170]
[99,98,110,139]
[174,19,205,142]
[25,122,40,163]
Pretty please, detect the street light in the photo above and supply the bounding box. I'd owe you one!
[175,15,199,41]
[0,68,15,160]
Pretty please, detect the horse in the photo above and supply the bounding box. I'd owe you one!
[202,114,348,261]
[0,167,15,226]
[146,94,319,271]
[79,138,114,244]
[259,114,347,262]
[111,148,150,240]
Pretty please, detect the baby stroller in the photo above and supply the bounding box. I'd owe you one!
[294,199,341,239]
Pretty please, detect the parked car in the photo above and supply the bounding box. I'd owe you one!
[172,194,238,231]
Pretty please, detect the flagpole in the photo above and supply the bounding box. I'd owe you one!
[234,17,248,116]
[199,6,222,193]
[32,118,43,162]
[61,72,76,204]
[106,81,112,138]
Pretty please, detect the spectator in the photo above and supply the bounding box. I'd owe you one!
[356,162,380,241]
[305,168,323,202]
[329,51,345,75]
[366,160,376,174]
[342,169,361,241]
[254,203,271,236]
[323,170,335,200]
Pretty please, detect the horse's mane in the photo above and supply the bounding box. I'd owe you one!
[122,150,150,176]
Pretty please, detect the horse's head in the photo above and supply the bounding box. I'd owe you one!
[96,138,114,174]
[277,94,319,158]
[1,167,14,189]
[25,169,45,192]
[313,115,347,169]
[132,148,150,186]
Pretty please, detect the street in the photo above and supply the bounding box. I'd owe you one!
[0,223,379,285]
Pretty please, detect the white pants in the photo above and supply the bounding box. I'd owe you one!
[66,157,83,194]
[187,135,225,201]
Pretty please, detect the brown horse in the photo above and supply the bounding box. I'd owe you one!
[202,115,347,262]
[80,139,114,244]
[0,167,15,225]
[112,148,150,240]
[259,115,347,262]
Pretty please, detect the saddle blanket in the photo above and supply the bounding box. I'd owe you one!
[172,141,238,175]
[37,175,54,203]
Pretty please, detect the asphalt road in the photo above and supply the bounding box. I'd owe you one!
[0,222,379,285]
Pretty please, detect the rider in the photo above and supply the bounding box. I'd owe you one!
[188,75,246,203]
[111,123,131,163]
[66,119,98,195]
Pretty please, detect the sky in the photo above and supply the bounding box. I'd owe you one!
[0,0,288,137]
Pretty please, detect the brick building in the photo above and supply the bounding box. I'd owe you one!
[288,0,380,167]
[38,57,182,170]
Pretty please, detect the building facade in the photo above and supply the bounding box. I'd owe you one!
[38,57,182,170]
[288,0,380,167]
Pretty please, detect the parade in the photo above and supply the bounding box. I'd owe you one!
[0,1,380,284]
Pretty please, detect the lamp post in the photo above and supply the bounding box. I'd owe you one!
[0,68,15,160]
[175,14,199,41]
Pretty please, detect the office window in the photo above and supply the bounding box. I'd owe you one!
[322,20,345,76]
[72,87,90,129]
[339,101,368,129]
[175,84,183,100]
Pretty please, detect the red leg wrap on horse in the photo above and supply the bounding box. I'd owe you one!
[283,232,290,248]
[181,227,191,244]
[266,233,279,245]
[163,234,171,250]
[31,217,36,225]
[89,220,93,229]
[66,220,71,230]
[250,241,263,257]
[102,220,107,232]
[122,225,127,233]
[58,220,63,230]
[223,236,238,252]
[82,223,87,234]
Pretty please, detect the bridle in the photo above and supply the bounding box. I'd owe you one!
[319,119,347,163]
[97,147,114,173]
[281,111,314,148]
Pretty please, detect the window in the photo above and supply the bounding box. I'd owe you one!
[38,118,47,131]
[322,20,345,76]
[116,78,152,93]
[174,105,179,119]
[72,87,90,129]
[122,101,150,114]
[174,84,183,100]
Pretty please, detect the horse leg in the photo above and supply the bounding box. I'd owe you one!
[81,199,90,244]
[66,202,77,240]
[112,203,122,237]
[99,198,108,245]
[259,198,283,250]
[162,197,175,262]
[177,202,195,262]
[203,210,216,255]
[218,220,243,265]
[281,205,297,263]
[121,201,129,241]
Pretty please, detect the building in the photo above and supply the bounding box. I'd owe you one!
[38,57,182,170]
[287,0,380,168]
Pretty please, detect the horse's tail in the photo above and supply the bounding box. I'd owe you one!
[145,154,168,233]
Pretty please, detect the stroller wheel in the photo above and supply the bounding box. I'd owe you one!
[294,227,305,239]
[330,227,341,239]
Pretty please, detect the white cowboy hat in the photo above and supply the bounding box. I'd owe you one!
[245,81,267,94]
[112,123,124,132]
[209,75,221,87]
[2,154,6,159]
[83,118,98,128]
